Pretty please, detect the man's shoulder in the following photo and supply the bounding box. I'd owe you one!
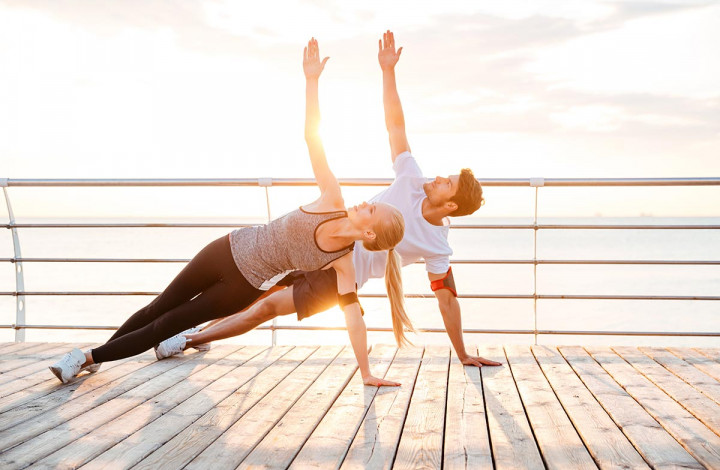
[393,151,424,178]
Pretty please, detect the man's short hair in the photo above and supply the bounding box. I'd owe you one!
[449,168,484,217]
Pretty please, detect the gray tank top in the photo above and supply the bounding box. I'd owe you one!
[229,207,354,289]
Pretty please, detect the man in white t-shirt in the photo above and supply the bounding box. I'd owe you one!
[165,31,501,369]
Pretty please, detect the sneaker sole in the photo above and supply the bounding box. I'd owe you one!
[49,366,67,384]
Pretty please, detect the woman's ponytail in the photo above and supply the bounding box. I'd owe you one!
[385,248,414,346]
[363,203,413,346]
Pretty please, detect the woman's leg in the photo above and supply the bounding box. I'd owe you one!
[104,236,232,343]
[184,286,297,347]
[90,235,261,363]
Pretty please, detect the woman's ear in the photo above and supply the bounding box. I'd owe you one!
[363,230,377,242]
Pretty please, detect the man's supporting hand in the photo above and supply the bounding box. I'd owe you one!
[459,354,502,367]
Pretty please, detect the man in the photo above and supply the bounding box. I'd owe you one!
[157,31,501,370]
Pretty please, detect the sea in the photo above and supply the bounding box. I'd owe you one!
[1,216,719,348]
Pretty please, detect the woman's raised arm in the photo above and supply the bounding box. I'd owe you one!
[303,38,342,202]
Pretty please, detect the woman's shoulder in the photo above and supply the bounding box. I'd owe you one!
[302,193,345,213]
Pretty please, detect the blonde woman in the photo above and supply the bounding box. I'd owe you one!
[49,38,411,387]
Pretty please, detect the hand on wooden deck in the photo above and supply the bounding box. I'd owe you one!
[461,355,502,367]
[363,375,401,387]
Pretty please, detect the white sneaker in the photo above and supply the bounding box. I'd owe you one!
[155,332,188,360]
[49,348,85,383]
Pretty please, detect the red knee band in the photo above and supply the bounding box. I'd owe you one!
[430,267,457,297]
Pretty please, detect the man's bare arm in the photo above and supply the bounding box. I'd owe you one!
[429,272,502,367]
[378,30,410,162]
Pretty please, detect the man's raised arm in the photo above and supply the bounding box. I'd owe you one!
[378,30,410,162]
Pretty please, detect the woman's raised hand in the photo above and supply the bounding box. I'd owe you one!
[378,30,402,71]
[303,37,329,80]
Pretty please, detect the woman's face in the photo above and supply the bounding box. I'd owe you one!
[348,201,393,231]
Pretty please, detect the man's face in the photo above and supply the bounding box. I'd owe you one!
[423,175,460,207]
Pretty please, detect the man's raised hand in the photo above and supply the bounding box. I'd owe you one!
[303,37,329,80]
[378,30,402,71]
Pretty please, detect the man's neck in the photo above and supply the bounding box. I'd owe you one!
[421,197,447,226]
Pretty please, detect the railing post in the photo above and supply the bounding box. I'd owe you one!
[2,184,26,342]
[530,178,544,345]
[259,178,277,346]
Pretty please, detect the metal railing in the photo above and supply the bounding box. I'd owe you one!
[2,177,719,343]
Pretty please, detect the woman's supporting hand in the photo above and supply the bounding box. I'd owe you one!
[363,374,401,387]
[303,37,329,80]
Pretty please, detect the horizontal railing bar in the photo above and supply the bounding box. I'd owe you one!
[4,257,720,265]
[4,223,255,229]
[2,292,719,301]
[535,224,720,230]
[0,291,532,298]
[6,177,720,187]
[6,223,719,230]
[1,324,717,337]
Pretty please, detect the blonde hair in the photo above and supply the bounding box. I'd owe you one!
[362,204,415,346]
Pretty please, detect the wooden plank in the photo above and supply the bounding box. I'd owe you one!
[0,347,201,452]
[0,342,21,353]
[505,345,597,469]
[614,346,720,435]
[0,343,74,373]
[0,343,95,384]
[288,344,399,470]
[559,346,701,469]
[118,346,318,470]
[82,345,296,470]
[336,346,424,470]
[695,348,720,362]
[479,345,543,470]
[588,346,720,468]
[183,346,342,470]
[0,343,100,396]
[0,342,63,357]
[532,346,649,469]
[0,345,245,469]
[393,345,450,470]
[443,345,492,470]
[669,347,720,382]
[641,347,720,405]
[32,346,268,470]
[0,349,147,414]
[238,345,362,469]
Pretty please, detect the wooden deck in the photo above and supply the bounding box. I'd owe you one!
[0,342,719,469]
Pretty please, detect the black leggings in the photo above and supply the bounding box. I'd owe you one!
[91,235,263,363]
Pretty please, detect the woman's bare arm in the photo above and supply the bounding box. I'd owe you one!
[303,38,342,204]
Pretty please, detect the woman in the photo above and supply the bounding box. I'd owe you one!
[50,38,412,387]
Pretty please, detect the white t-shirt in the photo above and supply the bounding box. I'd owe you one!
[353,151,452,287]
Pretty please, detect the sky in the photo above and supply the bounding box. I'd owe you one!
[0,0,719,217]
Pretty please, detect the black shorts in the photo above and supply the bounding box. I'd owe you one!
[277,269,363,321]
